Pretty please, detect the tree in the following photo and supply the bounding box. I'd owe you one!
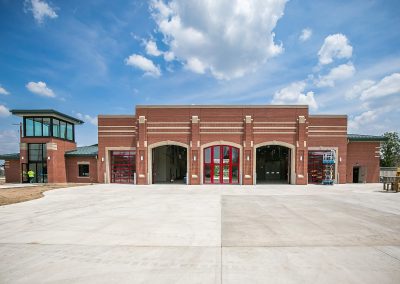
[380,132,400,167]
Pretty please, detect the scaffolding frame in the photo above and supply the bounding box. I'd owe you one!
[322,151,335,185]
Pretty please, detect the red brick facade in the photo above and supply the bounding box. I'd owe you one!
[97,115,136,183]
[4,159,20,183]
[65,156,98,183]
[346,141,380,183]
[94,105,380,185]
[2,105,383,185]
[19,137,76,183]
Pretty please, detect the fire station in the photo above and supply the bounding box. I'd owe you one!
[0,105,385,185]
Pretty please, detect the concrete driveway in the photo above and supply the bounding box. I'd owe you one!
[0,183,399,283]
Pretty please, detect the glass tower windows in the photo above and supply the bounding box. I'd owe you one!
[24,117,74,141]
[67,124,73,140]
[60,121,66,139]
[34,118,43,136]
[43,118,50,136]
[26,118,34,136]
[53,119,60,137]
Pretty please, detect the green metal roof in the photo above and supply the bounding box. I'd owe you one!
[10,109,84,124]
[65,144,98,157]
[347,134,387,142]
[0,153,20,160]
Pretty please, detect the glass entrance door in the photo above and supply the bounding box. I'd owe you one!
[204,145,239,184]
[27,143,47,183]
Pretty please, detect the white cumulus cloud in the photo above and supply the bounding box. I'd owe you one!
[0,86,10,95]
[315,62,355,87]
[26,81,55,97]
[299,28,312,42]
[345,80,375,99]
[145,40,162,56]
[348,110,378,131]
[150,0,287,80]
[0,104,11,117]
[360,73,400,100]
[125,54,161,77]
[272,81,318,109]
[24,0,58,24]
[0,130,19,154]
[163,51,175,62]
[318,33,353,65]
[76,113,97,126]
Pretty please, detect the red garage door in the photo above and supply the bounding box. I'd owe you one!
[111,151,136,184]
[204,145,239,184]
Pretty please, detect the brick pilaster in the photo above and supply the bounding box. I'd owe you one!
[296,115,308,185]
[136,116,148,185]
[243,115,254,185]
[189,115,200,185]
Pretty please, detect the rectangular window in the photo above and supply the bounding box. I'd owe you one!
[25,118,34,136]
[28,143,46,162]
[213,146,220,163]
[66,123,73,141]
[34,118,43,136]
[232,148,239,164]
[78,164,90,177]
[60,121,66,139]
[53,119,60,138]
[205,148,211,163]
[43,118,50,136]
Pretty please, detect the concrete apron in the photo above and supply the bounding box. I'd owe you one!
[0,183,399,283]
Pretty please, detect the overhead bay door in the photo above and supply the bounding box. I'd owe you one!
[111,151,136,184]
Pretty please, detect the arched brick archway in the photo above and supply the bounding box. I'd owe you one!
[253,141,296,184]
[148,141,189,184]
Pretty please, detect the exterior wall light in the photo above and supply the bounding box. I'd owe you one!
[300,155,303,161]
[140,155,143,161]
[247,155,250,161]
[47,156,51,160]
[193,155,197,161]
[101,157,104,162]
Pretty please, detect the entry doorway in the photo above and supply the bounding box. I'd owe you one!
[353,167,360,183]
[152,145,187,184]
[22,162,47,183]
[256,145,290,184]
[27,143,47,183]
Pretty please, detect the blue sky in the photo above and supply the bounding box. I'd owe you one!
[0,0,399,154]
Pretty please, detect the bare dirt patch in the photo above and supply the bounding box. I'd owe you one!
[0,184,87,206]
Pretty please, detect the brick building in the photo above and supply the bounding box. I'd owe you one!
[0,106,385,185]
